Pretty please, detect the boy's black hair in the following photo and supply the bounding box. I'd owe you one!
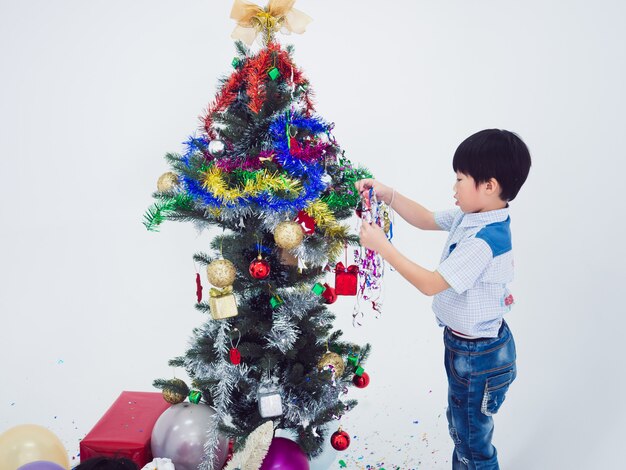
[453,129,531,201]
[73,457,139,470]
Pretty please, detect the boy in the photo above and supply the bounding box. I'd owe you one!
[356,129,531,469]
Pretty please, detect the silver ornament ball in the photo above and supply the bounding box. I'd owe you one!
[208,139,225,157]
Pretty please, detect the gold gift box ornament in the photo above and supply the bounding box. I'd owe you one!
[209,286,239,320]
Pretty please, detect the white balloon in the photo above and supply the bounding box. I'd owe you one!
[151,403,228,470]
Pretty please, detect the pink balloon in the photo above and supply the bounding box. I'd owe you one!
[260,437,309,470]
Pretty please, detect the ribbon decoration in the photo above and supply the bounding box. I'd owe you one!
[353,189,387,326]
[210,286,234,298]
[335,262,359,275]
[230,0,313,45]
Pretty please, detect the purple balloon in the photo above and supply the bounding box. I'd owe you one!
[260,437,310,470]
[17,462,65,470]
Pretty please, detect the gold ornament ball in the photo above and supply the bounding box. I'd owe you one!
[207,259,237,288]
[274,221,304,249]
[157,172,179,192]
[317,351,345,377]
[162,379,188,404]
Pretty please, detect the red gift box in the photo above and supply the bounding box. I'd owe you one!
[80,391,171,467]
[335,262,358,296]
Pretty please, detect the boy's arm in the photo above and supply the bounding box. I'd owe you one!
[378,242,450,296]
[360,222,450,296]
[390,191,440,231]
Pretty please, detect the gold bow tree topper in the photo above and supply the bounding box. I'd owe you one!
[230,0,312,45]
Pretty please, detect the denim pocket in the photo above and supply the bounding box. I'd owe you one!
[480,369,515,416]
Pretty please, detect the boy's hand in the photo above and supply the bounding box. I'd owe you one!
[359,220,390,253]
[354,179,393,205]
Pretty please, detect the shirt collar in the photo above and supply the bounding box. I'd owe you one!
[458,206,509,228]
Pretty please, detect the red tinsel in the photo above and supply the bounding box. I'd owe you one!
[202,42,316,134]
[202,69,245,137]
[246,48,272,114]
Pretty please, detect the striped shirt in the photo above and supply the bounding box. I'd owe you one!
[432,207,515,338]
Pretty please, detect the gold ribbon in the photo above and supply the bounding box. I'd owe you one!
[210,286,234,298]
[230,0,312,45]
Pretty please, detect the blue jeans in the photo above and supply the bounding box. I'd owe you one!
[444,321,517,469]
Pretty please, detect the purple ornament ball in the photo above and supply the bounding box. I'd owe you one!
[260,437,310,470]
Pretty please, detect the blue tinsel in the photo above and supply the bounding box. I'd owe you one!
[182,135,209,164]
[179,113,330,213]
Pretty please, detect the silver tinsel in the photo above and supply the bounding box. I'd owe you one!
[181,321,240,470]
[281,380,342,431]
[266,317,300,353]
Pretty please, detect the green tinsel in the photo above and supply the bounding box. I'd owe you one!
[143,194,194,231]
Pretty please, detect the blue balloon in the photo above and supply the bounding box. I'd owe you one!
[17,462,65,470]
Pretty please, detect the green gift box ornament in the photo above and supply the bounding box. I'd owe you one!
[311,283,326,296]
[347,353,360,369]
[270,294,284,309]
[188,390,202,404]
[268,67,280,80]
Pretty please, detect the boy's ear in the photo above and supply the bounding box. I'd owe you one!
[485,178,500,195]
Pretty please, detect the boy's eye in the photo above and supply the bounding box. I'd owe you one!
[456,178,462,182]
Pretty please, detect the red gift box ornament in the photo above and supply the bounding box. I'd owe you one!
[289,137,303,155]
[294,210,316,235]
[335,262,358,296]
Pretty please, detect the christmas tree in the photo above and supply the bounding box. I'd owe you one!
[144,1,376,466]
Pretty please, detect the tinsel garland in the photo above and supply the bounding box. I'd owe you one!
[143,194,194,232]
[268,112,329,177]
[198,322,237,470]
[202,69,245,139]
[183,167,324,211]
[245,46,272,113]
[183,136,211,164]
[321,162,371,210]
[201,166,303,202]
[203,42,311,135]
[304,200,336,229]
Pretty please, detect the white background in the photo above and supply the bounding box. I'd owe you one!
[1,1,624,469]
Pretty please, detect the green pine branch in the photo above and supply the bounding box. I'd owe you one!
[142,194,194,231]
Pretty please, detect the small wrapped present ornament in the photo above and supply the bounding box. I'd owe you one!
[335,262,358,296]
[209,286,238,320]
[294,210,316,234]
[269,293,284,309]
[311,282,326,296]
[257,384,283,418]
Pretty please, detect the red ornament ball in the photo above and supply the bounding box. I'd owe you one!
[352,371,370,388]
[249,257,270,279]
[321,283,337,304]
[330,429,350,451]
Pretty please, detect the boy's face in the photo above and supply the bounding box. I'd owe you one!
[453,171,491,213]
